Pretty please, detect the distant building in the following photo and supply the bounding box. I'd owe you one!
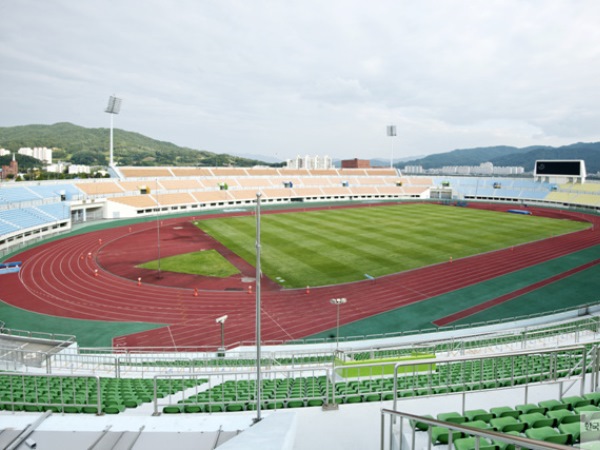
[1,153,19,179]
[47,162,69,174]
[403,165,424,174]
[0,148,10,157]
[18,147,52,164]
[440,162,524,176]
[341,158,370,169]
[286,155,333,170]
[68,164,91,175]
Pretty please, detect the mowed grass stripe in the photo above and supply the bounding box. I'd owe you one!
[195,204,588,288]
[271,214,400,270]
[291,211,454,271]
[260,221,359,285]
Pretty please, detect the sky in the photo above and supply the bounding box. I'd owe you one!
[1,0,600,162]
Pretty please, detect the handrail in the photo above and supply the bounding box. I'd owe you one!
[392,344,591,413]
[152,366,332,415]
[0,371,102,415]
[380,408,574,450]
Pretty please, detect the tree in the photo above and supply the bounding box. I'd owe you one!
[70,150,97,165]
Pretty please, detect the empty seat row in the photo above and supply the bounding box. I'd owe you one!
[410,393,600,447]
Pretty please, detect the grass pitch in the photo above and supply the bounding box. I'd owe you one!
[137,250,240,277]
[195,204,589,288]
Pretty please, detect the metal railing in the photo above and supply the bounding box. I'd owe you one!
[0,372,102,414]
[391,345,597,413]
[0,344,597,417]
[153,366,332,415]
[380,409,575,450]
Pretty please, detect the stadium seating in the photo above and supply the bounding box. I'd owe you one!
[406,390,600,448]
[0,374,207,414]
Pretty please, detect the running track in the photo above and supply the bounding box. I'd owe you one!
[2,203,600,350]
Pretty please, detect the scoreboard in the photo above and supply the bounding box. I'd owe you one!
[534,160,585,177]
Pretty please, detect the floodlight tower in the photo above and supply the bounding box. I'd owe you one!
[254,191,263,424]
[330,298,347,349]
[105,95,122,167]
[387,125,396,169]
[215,315,228,357]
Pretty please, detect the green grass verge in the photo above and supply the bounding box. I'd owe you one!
[136,250,240,277]
[195,204,589,288]
[335,353,436,378]
[0,301,165,347]
[305,245,600,341]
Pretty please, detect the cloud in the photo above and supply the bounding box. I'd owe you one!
[1,0,600,160]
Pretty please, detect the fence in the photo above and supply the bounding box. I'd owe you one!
[380,409,575,450]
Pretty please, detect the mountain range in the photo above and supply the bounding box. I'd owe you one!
[1,123,600,175]
[0,122,276,168]
[398,142,600,174]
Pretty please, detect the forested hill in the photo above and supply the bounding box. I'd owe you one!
[0,122,275,167]
[401,142,600,174]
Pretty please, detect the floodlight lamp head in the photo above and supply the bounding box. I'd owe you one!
[105,96,122,114]
[216,314,228,324]
[330,298,347,305]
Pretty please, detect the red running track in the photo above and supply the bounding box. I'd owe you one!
[1,204,600,350]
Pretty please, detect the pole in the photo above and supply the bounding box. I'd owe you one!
[156,179,161,279]
[220,322,225,351]
[330,298,347,350]
[336,303,341,348]
[109,114,114,166]
[255,192,262,423]
[387,125,396,169]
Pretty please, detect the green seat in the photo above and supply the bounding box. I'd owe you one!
[525,426,570,445]
[437,411,466,424]
[492,430,522,450]
[516,403,545,415]
[584,392,600,406]
[519,412,555,429]
[42,404,63,413]
[226,403,245,412]
[465,409,494,423]
[576,405,600,416]
[563,395,592,409]
[123,399,141,408]
[103,404,125,414]
[306,399,323,407]
[410,415,433,431]
[63,405,82,413]
[23,404,43,412]
[431,426,462,445]
[162,405,184,414]
[266,401,284,410]
[286,400,304,408]
[345,395,362,404]
[454,436,498,450]
[464,420,490,431]
[206,403,225,412]
[538,399,568,411]
[82,405,100,414]
[364,393,381,402]
[183,404,202,413]
[546,409,579,424]
[559,421,581,443]
[490,416,526,433]
[490,406,519,419]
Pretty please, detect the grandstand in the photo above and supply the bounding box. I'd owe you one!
[2,167,600,449]
[4,170,600,256]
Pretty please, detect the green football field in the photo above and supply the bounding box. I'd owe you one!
[195,204,589,288]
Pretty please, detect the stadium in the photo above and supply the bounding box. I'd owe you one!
[1,164,600,450]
